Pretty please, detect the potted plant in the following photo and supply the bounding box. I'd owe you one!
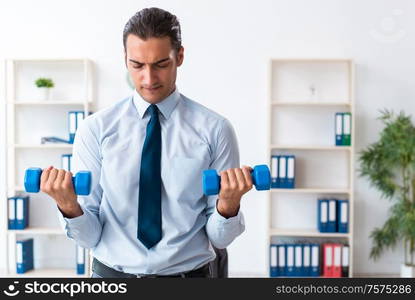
[35,77,54,100]
[359,109,415,277]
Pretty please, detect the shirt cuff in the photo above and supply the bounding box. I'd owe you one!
[57,205,89,238]
[211,204,244,225]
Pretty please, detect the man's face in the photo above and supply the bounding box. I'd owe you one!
[125,34,184,104]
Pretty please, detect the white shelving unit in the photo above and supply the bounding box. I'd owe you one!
[267,58,355,277]
[4,58,94,278]
[8,268,87,278]
[12,144,74,149]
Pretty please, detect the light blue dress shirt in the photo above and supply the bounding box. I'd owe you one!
[58,88,245,275]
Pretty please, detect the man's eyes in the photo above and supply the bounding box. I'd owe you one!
[132,63,169,69]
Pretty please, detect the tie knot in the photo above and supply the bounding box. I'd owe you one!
[148,104,159,118]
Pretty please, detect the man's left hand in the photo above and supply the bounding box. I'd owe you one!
[216,166,254,218]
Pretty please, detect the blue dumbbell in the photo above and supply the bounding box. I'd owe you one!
[24,167,91,196]
[202,164,271,196]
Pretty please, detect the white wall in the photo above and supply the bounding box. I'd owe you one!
[1,0,414,276]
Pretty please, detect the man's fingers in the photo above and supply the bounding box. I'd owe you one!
[46,168,59,188]
[55,169,66,187]
[220,166,256,195]
[242,165,253,173]
[63,171,74,190]
[40,166,53,186]
[220,170,229,190]
[226,169,238,190]
[241,166,253,189]
[234,168,248,191]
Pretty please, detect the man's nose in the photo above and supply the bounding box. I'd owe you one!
[142,66,158,86]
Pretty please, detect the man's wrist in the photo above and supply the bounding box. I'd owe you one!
[216,198,240,219]
[58,202,83,219]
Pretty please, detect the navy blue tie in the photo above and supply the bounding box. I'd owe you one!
[137,104,162,249]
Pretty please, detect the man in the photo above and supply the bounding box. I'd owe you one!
[41,7,252,278]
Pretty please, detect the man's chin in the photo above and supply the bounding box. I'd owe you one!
[138,90,165,103]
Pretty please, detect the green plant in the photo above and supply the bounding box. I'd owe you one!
[35,78,54,88]
[359,109,415,266]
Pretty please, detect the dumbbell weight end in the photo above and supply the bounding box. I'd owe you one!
[24,167,91,196]
[202,164,271,196]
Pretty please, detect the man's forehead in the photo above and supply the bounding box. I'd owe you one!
[125,35,174,63]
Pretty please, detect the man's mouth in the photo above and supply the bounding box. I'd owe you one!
[144,86,161,92]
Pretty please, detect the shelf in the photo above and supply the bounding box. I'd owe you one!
[12,144,73,149]
[11,101,87,105]
[271,188,351,194]
[12,58,90,62]
[272,101,351,107]
[271,145,351,151]
[9,268,87,278]
[268,58,355,276]
[4,57,94,278]
[8,227,65,235]
[271,58,352,62]
[269,228,350,238]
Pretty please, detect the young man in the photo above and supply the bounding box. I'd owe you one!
[41,7,253,278]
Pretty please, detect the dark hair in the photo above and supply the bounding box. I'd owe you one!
[123,7,182,52]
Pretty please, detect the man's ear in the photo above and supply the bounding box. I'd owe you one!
[124,51,128,68]
[176,46,184,67]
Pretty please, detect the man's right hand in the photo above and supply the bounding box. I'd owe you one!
[40,166,84,218]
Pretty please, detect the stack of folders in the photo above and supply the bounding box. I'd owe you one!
[8,196,29,230]
[270,155,295,189]
[270,243,350,278]
[335,112,351,146]
[69,111,89,144]
[16,238,34,274]
[41,136,72,144]
[322,243,349,277]
[269,244,320,277]
[317,199,349,233]
[41,111,91,144]
[77,245,85,275]
[61,154,73,172]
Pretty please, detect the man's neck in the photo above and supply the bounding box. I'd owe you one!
[140,85,176,105]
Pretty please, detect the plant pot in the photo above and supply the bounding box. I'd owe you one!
[37,87,52,101]
[400,264,415,277]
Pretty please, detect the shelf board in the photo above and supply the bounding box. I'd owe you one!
[271,101,351,107]
[269,228,350,238]
[271,145,351,151]
[11,101,87,105]
[271,188,351,194]
[9,268,87,278]
[271,58,352,63]
[8,227,65,235]
[11,58,90,62]
[12,144,73,149]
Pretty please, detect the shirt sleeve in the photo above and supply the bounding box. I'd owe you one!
[57,117,104,249]
[205,118,245,249]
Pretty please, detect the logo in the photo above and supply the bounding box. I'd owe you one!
[2,280,127,297]
[370,9,406,43]
[3,281,20,297]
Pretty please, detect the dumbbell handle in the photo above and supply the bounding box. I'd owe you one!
[212,170,259,186]
[203,165,271,196]
[24,168,91,196]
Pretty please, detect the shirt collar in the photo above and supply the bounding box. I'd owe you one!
[133,87,180,120]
